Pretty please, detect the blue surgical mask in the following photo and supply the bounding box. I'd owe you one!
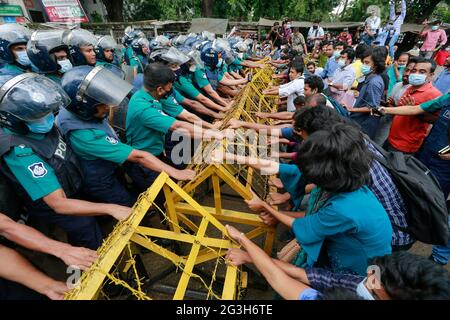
[431,26,439,31]
[16,50,31,67]
[409,73,427,86]
[58,59,73,73]
[356,278,375,300]
[361,64,372,75]
[397,64,406,70]
[338,59,346,67]
[333,50,341,59]
[26,113,55,134]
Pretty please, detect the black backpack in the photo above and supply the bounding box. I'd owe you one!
[369,140,449,246]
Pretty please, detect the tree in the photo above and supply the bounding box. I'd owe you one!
[201,0,215,17]
[101,0,124,22]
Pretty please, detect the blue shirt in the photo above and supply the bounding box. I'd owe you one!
[292,186,392,275]
[353,74,385,109]
[320,57,339,80]
[433,69,450,95]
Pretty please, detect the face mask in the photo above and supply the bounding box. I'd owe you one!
[431,26,439,31]
[356,279,375,300]
[338,59,346,67]
[409,73,427,86]
[16,50,31,67]
[238,53,244,59]
[333,50,341,59]
[26,113,55,134]
[313,26,318,30]
[216,58,223,68]
[397,64,406,70]
[189,65,197,72]
[58,59,73,73]
[361,64,372,75]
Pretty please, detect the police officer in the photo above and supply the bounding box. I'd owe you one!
[63,29,98,67]
[26,29,73,83]
[200,43,248,97]
[122,28,145,66]
[130,36,150,76]
[57,65,195,206]
[0,73,131,249]
[0,23,32,74]
[126,63,225,192]
[96,35,120,67]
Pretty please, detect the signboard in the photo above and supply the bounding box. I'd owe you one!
[40,0,89,23]
[0,5,24,17]
[24,0,36,9]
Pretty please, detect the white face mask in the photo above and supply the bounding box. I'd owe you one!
[189,65,197,72]
[356,278,375,300]
[58,59,73,73]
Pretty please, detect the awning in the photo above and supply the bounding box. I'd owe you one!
[188,18,229,34]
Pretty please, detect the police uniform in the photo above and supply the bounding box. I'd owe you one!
[57,108,136,207]
[204,65,225,90]
[126,88,183,191]
[130,53,148,74]
[0,127,102,249]
[1,63,28,74]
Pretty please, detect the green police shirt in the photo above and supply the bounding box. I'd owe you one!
[2,63,26,74]
[126,89,182,155]
[130,55,146,73]
[193,67,210,89]
[69,129,134,164]
[174,74,201,100]
[2,129,61,201]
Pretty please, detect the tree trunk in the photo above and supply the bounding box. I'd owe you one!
[201,0,215,17]
[405,0,442,23]
[101,0,124,22]
[340,0,349,19]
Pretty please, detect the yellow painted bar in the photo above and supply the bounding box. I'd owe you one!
[163,184,180,233]
[222,266,238,300]
[130,233,186,266]
[173,218,209,300]
[65,173,169,300]
[194,248,228,265]
[212,173,222,215]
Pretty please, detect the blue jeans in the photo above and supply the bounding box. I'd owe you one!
[388,34,400,59]
[432,213,450,265]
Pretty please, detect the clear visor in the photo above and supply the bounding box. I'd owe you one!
[202,31,216,41]
[28,29,68,53]
[97,35,118,50]
[212,38,231,53]
[161,47,190,65]
[0,23,31,43]
[155,35,170,47]
[65,29,98,48]
[80,67,133,107]
[0,74,70,121]
[189,50,205,69]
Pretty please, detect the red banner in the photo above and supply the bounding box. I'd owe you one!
[41,0,89,23]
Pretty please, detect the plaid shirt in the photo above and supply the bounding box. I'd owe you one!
[366,142,414,247]
[305,267,364,293]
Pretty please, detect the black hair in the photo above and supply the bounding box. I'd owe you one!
[144,62,176,90]
[355,43,370,60]
[362,48,386,74]
[304,75,324,93]
[341,47,355,62]
[334,41,347,49]
[293,95,306,107]
[370,252,450,300]
[319,288,364,300]
[414,57,437,73]
[305,93,327,107]
[306,61,316,67]
[408,56,420,65]
[296,121,372,193]
[290,60,304,74]
[395,52,410,61]
[294,105,343,133]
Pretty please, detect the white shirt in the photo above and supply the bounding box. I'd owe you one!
[390,0,406,34]
[279,76,305,112]
[307,27,324,40]
[365,16,381,32]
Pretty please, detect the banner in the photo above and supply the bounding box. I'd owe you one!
[40,0,89,23]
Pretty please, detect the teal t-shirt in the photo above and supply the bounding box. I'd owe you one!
[420,93,450,112]
[69,129,133,163]
[2,129,61,201]
[174,74,201,99]
[130,54,146,73]
[193,67,210,89]
[387,65,405,97]
[292,186,392,275]
[126,89,182,155]
[279,163,305,211]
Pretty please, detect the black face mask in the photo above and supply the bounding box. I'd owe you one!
[313,26,318,30]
